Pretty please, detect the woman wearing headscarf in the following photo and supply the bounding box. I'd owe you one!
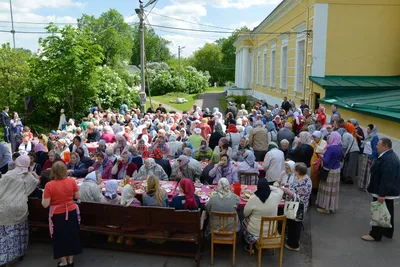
[307,124,316,135]
[358,124,379,191]
[113,134,129,157]
[263,142,285,184]
[310,131,328,191]
[175,141,193,159]
[315,131,343,214]
[232,137,253,161]
[143,175,168,207]
[273,115,283,131]
[136,139,149,158]
[267,121,278,143]
[281,163,312,251]
[212,137,233,163]
[134,158,168,181]
[188,128,205,151]
[153,148,171,177]
[273,160,296,187]
[194,140,213,161]
[89,152,114,180]
[213,107,223,121]
[111,151,138,180]
[66,151,88,178]
[288,132,314,176]
[205,178,240,236]
[170,178,201,210]
[167,135,182,159]
[176,128,188,143]
[317,106,327,126]
[338,127,359,184]
[103,180,121,205]
[41,150,65,175]
[236,150,259,183]
[170,155,202,182]
[34,142,49,169]
[79,171,105,203]
[209,154,238,185]
[242,179,284,251]
[94,139,107,155]
[128,146,143,169]
[209,123,225,150]
[0,155,40,266]
[226,124,241,155]
[120,184,141,207]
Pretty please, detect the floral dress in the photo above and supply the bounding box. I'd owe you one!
[289,176,312,214]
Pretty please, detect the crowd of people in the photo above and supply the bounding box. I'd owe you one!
[0,96,399,266]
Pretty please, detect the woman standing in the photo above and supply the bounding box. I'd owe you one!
[209,123,225,150]
[242,179,283,251]
[226,124,241,154]
[42,161,82,267]
[316,132,343,214]
[288,132,314,177]
[267,122,278,143]
[170,178,201,210]
[358,124,379,191]
[317,107,327,126]
[143,175,168,207]
[10,112,23,152]
[205,178,240,236]
[0,155,40,266]
[212,137,233,163]
[310,131,327,192]
[281,163,312,251]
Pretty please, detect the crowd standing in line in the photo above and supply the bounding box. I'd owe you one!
[0,97,399,266]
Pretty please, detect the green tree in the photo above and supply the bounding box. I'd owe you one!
[30,24,104,119]
[131,25,172,66]
[216,26,250,83]
[192,43,223,83]
[0,44,31,112]
[78,9,133,66]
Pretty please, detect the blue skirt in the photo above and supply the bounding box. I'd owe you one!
[0,220,29,264]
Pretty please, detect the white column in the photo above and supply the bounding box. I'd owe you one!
[242,48,249,88]
[235,53,239,86]
[238,50,242,88]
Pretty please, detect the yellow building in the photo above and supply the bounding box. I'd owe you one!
[234,0,400,138]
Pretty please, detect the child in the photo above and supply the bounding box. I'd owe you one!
[23,126,33,141]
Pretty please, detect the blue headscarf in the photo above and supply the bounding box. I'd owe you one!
[267,122,276,132]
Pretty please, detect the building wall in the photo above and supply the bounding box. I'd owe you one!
[324,1,400,76]
[338,108,400,139]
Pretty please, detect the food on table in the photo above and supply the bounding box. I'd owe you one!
[135,189,145,194]
[194,182,203,188]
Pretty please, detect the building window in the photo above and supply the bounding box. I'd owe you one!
[257,54,260,85]
[295,40,305,92]
[262,53,267,86]
[270,49,276,87]
[280,46,288,89]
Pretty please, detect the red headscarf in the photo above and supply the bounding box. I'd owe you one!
[179,178,197,210]
[227,124,238,133]
[153,148,163,160]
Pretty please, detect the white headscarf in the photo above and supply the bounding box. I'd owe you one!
[104,180,119,199]
[216,178,231,199]
[120,184,135,207]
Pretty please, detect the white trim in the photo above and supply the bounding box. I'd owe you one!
[311,3,328,77]
[262,52,267,86]
[270,48,276,87]
[280,44,288,90]
[256,54,261,85]
[279,33,289,45]
[295,38,306,92]
[269,38,277,48]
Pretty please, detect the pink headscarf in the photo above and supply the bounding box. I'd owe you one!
[328,131,342,146]
[8,154,30,175]
[34,143,47,153]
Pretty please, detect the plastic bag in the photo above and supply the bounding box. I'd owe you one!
[370,201,392,228]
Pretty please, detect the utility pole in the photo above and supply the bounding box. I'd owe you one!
[178,46,185,78]
[9,0,15,48]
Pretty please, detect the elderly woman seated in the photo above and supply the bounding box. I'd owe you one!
[111,151,138,180]
[134,158,168,181]
[170,155,202,182]
[101,126,116,143]
[66,151,88,178]
[79,171,105,203]
[94,140,107,155]
[113,134,129,157]
[193,140,213,161]
[209,154,238,185]
[89,152,113,180]
[41,150,65,175]
[153,148,171,177]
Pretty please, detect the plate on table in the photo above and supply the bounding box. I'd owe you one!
[194,182,203,188]
[200,195,210,202]
[165,189,171,193]
[208,191,216,197]
[135,189,145,194]
[161,184,174,189]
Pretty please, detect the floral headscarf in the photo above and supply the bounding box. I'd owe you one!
[298,131,312,145]
[216,178,231,199]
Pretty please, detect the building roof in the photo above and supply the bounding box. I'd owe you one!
[319,90,400,122]
[309,76,400,90]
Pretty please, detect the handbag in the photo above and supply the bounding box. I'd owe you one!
[319,166,330,181]
[284,195,304,222]
[370,201,392,228]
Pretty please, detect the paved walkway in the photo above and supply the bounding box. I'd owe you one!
[195,92,224,112]
[146,99,183,113]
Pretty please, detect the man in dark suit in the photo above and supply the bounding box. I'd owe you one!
[362,138,400,241]
[281,97,291,113]
[0,106,10,143]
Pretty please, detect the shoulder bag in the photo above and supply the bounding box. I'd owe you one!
[284,195,304,222]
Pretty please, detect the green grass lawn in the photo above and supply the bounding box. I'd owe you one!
[149,87,225,112]
[150,92,197,112]
[219,97,228,112]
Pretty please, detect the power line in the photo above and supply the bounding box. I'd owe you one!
[146,10,236,31]
[0,29,50,34]
[0,20,77,25]
[144,0,159,19]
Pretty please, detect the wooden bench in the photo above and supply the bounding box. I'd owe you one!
[28,199,203,266]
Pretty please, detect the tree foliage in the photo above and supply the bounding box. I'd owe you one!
[78,9,134,66]
[0,44,31,112]
[131,25,172,66]
[192,43,222,84]
[30,24,104,119]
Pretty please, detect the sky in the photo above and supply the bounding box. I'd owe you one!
[0,0,282,57]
